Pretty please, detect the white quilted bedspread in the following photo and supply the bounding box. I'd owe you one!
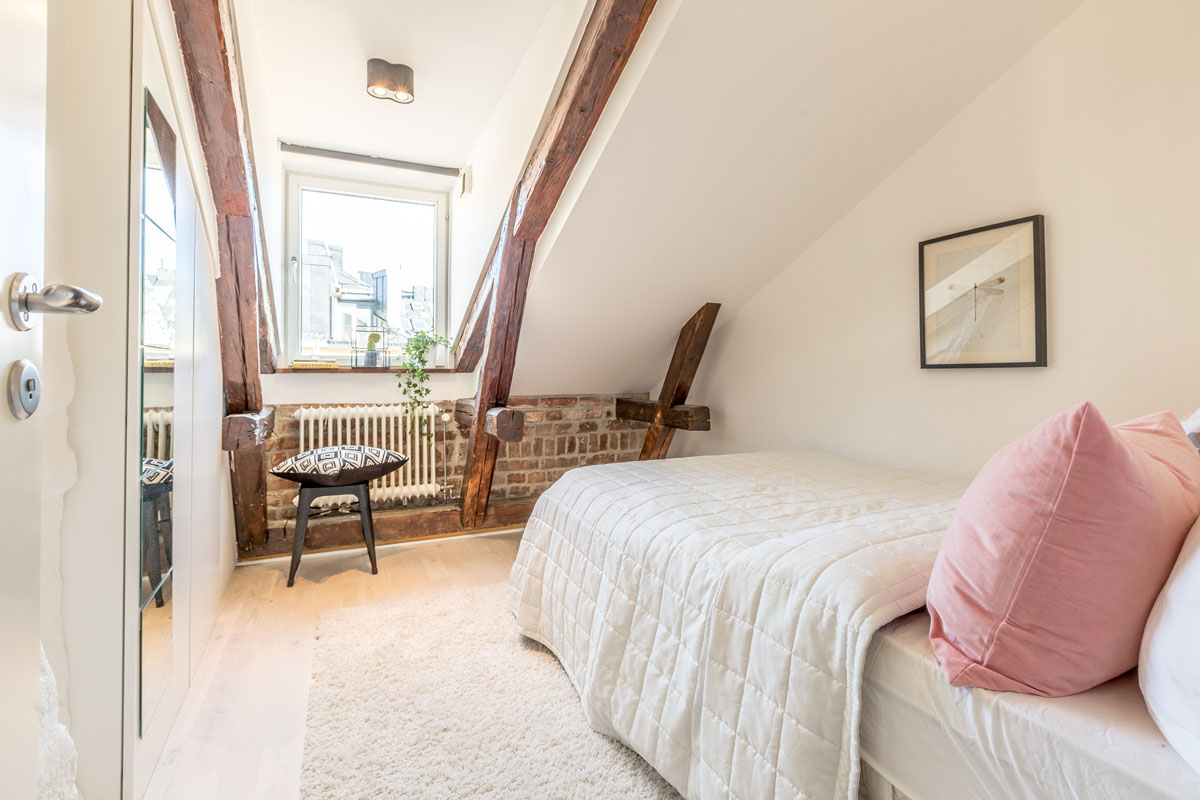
[509,451,966,800]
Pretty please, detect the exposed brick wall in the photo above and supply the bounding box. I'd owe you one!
[263,395,648,524]
[489,395,648,501]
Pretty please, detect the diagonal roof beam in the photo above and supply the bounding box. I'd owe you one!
[513,0,658,241]
[172,0,278,550]
[451,0,660,374]
[459,0,661,527]
[626,302,720,460]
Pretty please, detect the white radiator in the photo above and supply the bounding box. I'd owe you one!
[142,409,173,460]
[294,404,440,509]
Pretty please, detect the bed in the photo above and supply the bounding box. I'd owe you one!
[509,451,1200,800]
[860,612,1200,800]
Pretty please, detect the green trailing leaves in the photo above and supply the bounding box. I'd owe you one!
[397,331,451,440]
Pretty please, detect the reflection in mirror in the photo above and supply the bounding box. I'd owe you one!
[139,573,173,729]
[139,90,177,735]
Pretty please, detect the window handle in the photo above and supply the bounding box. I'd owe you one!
[7,272,103,331]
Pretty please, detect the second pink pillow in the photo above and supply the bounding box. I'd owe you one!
[927,402,1200,696]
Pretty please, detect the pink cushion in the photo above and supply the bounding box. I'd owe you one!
[927,402,1200,696]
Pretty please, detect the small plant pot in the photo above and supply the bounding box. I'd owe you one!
[365,351,379,368]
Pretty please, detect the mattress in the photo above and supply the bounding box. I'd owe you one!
[860,611,1200,800]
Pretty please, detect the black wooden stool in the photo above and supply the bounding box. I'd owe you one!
[140,481,174,607]
[287,481,378,587]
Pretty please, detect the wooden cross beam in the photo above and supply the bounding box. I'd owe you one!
[456,0,660,528]
[221,407,276,451]
[454,399,525,443]
[617,302,720,460]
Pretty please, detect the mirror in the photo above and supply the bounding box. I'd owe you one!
[139,90,178,733]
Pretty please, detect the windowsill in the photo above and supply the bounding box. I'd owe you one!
[273,366,458,374]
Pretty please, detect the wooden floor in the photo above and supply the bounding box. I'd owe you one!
[143,530,523,800]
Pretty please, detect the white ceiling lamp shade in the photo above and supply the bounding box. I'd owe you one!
[366,58,415,104]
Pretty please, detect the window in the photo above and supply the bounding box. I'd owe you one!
[285,173,449,367]
[142,113,176,366]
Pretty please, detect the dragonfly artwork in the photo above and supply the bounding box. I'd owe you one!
[919,216,1047,368]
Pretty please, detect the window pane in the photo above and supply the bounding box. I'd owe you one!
[298,187,438,361]
[143,220,177,355]
[142,126,176,359]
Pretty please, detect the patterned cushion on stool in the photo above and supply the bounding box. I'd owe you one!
[141,458,174,485]
[270,445,409,487]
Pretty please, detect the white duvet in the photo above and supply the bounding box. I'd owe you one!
[509,451,966,800]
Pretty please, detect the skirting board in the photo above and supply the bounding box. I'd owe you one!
[241,499,535,561]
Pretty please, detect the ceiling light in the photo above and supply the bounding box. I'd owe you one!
[367,58,415,105]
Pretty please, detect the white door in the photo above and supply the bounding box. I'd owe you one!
[0,0,48,793]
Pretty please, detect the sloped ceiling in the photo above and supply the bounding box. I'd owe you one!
[244,0,554,167]
[511,0,1085,395]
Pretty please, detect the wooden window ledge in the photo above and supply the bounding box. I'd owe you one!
[273,366,458,374]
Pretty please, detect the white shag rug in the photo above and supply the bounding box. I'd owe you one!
[301,583,679,799]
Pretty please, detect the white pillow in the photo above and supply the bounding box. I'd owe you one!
[1183,409,1200,453]
[1140,514,1200,776]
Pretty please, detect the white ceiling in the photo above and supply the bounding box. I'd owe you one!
[511,0,1086,395]
[240,0,555,168]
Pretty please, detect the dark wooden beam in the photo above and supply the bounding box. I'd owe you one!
[460,203,535,528]
[230,449,268,551]
[256,265,277,374]
[221,407,275,451]
[172,0,250,217]
[456,0,661,525]
[453,281,492,373]
[485,407,525,442]
[145,92,177,203]
[451,205,508,373]
[224,0,279,375]
[246,499,537,559]
[454,398,525,442]
[174,0,263,411]
[453,398,476,429]
[173,0,275,551]
[615,397,710,431]
[514,0,658,241]
[214,214,262,412]
[638,302,721,460]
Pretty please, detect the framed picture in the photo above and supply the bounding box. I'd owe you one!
[919,214,1046,368]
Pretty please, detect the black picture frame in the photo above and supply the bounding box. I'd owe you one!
[918,214,1046,369]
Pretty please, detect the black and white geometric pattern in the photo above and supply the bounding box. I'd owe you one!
[270,445,409,487]
[141,458,174,485]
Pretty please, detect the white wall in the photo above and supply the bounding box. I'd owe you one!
[509,0,1083,397]
[448,0,590,333]
[681,0,1200,478]
[263,370,477,406]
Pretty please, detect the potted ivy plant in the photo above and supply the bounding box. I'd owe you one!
[397,330,451,439]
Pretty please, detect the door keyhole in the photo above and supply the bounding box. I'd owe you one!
[7,360,42,419]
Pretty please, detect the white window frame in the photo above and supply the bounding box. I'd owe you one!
[283,171,450,366]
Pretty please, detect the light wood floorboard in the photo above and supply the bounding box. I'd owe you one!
[143,530,523,800]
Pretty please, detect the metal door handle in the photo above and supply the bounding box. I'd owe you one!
[7,272,103,330]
